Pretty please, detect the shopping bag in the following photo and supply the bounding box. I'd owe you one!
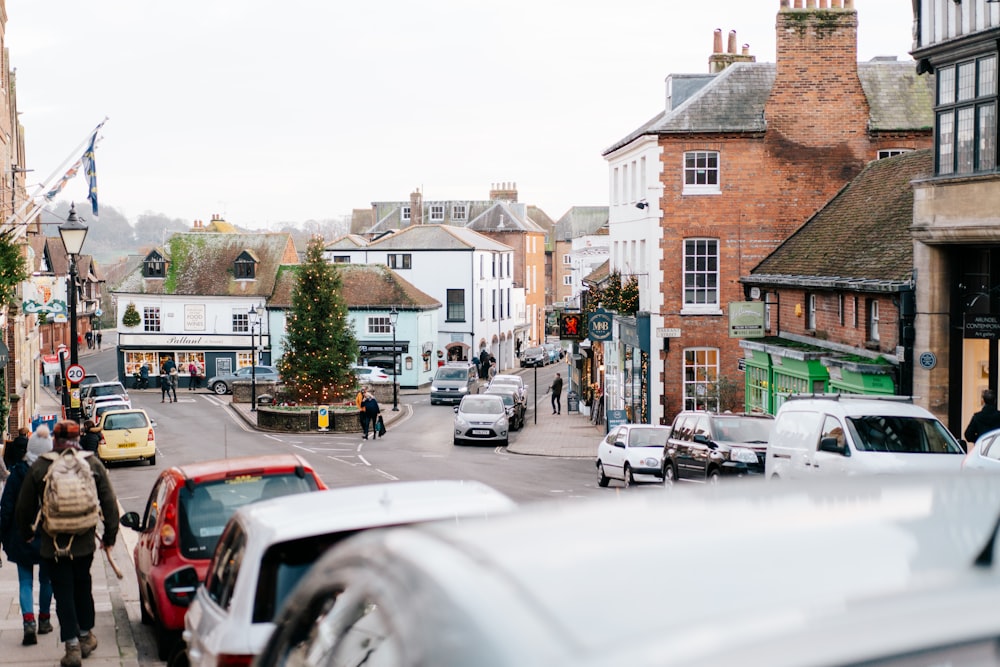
[376,415,387,437]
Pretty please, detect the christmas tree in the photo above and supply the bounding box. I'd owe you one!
[278,236,358,403]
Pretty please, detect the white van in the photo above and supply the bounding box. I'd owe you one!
[765,394,965,480]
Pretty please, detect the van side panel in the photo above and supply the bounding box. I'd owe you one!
[766,410,823,480]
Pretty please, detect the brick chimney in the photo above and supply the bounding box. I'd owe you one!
[709,29,756,73]
[409,189,423,225]
[489,182,518,203]
[765,0,868,152]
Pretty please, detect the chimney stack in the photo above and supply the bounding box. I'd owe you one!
[709,29,756,73]
[409,189,423,225]
[489,182,518,202]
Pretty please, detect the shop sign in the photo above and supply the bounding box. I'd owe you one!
[588,308,613,341]
[964,314,1000,339]
[728,302,765,338]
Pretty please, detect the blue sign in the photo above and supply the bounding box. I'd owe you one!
[918,352,937,370]
[588,308,613,341]
[606,409,628,433]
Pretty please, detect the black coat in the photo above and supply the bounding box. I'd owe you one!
[0,461,41,566]
[80,431,101,453]
[965,404,1000,442]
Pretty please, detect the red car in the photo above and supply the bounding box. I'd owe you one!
[119,454,327,661]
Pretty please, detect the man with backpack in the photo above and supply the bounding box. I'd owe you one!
[15,420,119,667]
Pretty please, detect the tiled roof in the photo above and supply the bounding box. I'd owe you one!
[268,263,440,310]
[585,259,610,284]
[324,234,370,250]
[604,60,934,155]
[467,202,547,233]
[363,224,512,252]
[553,207,610,241]
[38,237,100,281]
[748,149,932,287]
[114,232,298,296]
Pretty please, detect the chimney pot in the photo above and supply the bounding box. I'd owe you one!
[727,30,737,54]
[806,0,816,8]
[781,0,790,6]
[742,43,750,56]
[819,0,828,7]
[713,29,723,54]
[794,0,803,8]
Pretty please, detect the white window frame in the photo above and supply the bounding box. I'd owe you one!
[683,151,721,195]
[683,347,719,412]
[452,204,467,221]
[429,205,444,222]
[401,206,411,222]
[563,254,572,265]
[232,310,249,333]
[367,316,391,334]
[143,307,161,332]
[877,148,912,159]
[869,299,880,342]
[806,294,817,330]
[563,275,573,286]
[682,238,720,314]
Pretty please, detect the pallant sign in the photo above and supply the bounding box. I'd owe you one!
[118,333,251,347]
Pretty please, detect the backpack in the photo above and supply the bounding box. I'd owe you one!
[34,449,101,558]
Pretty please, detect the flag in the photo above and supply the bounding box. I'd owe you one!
[44,158,82,202]
[80,120,105,216]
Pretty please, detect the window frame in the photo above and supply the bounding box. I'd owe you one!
[683,347,719,412]
[683,150,721,195]
[868,299,880,342]
[429,204,444,222]
[452,204,467,221]
[682,238,720,313]
[143,306,161,332]
[806,293,817,331]
[446,289,465,322]
[935,53,998,176]
[387,254,412,270]
[367,316,391,335]
[232,310,249,333]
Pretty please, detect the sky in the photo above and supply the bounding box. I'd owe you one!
[6,0,917,230]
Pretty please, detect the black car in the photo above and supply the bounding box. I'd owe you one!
[663,411,774,483]
[483,386,526,431]
[519,346,547,368]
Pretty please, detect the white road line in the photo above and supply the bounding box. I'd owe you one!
[263,433,284,442]
[373,468,398,481]
[357,454,371,466]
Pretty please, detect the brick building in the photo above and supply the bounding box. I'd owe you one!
[603,0,933,425]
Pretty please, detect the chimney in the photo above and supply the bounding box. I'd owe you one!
[409,189,423,225]
[489,182,518,203]
[709,29,756,73]
[765,0,866,149]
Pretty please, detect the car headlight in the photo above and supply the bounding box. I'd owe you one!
[493,415,507,428]
[432,386,441,391]
[455,416,469,428]
[729,447,758,464]
[640,457,659,468]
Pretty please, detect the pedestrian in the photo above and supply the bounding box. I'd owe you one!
[488,354,497,379]
[479,348,490,379]
[95,331,102,350]
[139,362,150,389]
[169,366,179,402]
[188,361,199,390]
[160,359,173,403]
[515,339,522,358]
[26,424,52,464]
[1,435,54,646]
[360,391,381,440]
[84,331,93,350]
[965,388,1000,443]
[80,420,101,453]
[76,333,83,348]
[549,372,564,415]
[15,420,119,667]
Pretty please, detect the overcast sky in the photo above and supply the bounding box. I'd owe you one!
[7,0,916,229]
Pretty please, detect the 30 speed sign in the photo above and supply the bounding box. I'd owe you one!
[65,364,86,384]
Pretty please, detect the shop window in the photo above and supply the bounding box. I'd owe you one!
[124,351,158,377]
[236,352,254,369]
[683,347,719,412]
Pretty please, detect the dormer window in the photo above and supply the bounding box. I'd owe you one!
[143,251,166,278]
[234,250,258,280]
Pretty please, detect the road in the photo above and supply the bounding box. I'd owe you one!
[83,348,609,666]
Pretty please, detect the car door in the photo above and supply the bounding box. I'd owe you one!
[134,476,168,603]
[811,415,852,476]
[601,426,627,480]
[186,521,248,666]
[675,415,708,479]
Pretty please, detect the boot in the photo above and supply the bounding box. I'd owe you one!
[38,615,53,634]
[22,620,37,646]
[60,642,82,667]
[79,631,98,658]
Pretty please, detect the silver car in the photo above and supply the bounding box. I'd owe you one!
[207,365,280,395]
[453,394,509,447]
[962,427,1000,471]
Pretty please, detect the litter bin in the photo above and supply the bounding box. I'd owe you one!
[567,390,580,413]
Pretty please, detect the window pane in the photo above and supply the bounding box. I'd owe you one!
[938,112,955,175]
[938,66,955,105]
[957,106,975,173]
[958,61,977,102]
[979,56,997,97]
[980,103,997,170]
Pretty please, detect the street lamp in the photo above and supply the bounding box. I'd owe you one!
[249,305,260,412]
[389,306,399,411]
[59,203,88,422]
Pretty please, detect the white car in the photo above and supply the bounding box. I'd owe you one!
[82,381,130,417]
[962,427,1000,471]
[182,480,515,667]
[489,373,527,400]
[596,424,670,487]
[352,365,392,384]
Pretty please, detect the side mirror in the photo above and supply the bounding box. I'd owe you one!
[693,434,712,445]
[453,406,459,414]
[614,440,626,449]
[120,511,142,531]
[819,437,849,456]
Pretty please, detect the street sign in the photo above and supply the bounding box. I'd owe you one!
[65,364,86,384]
[656,327,681,338]
[317,405,330,431]
[0,340,7,369]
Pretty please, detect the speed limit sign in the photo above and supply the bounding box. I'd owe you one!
[65,364,86,384]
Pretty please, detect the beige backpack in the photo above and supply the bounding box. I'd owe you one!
[34,449,101,557]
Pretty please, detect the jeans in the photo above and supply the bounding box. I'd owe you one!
[17,562,52,619]
[360,413,371,438]
[551,394,561,414]
[47,553,94,642]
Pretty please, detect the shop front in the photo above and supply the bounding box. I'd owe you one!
[604,314,650,424]
[117,332,270,389]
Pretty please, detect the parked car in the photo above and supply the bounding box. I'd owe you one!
[120,454,326,660]
[453,394,509,446]
[483,385,526,431]
[251,473,1000,667]
[543,342,562,364]
[95,408,156,466]
[596,424,671,487]
[520,346,547,368]
[82,381,129,417]
[351,365,392,385]
[489,373,527,401]
[962,427,1000,471]
[92,399,132,422]
[183,480,515,667]
[765,394,965,480]
[79,373,101,388]
[208,365,280,395]
[430,362,478,405]
[663,411,774,483]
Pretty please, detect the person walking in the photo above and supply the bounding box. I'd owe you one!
[550,372,564,415]
[1,436,54,646]
[95,331,102,351]
[479,348,490,379]
[80,420,101,453]
[360,391,381,440]
[15,420,119,667]
[160,360,172,403]
[965,388,1000,443]
[26,424,52,464]
[84,331,93,350]
[139,362,150,389]
[188,361,199,390]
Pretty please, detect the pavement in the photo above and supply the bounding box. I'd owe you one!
[1,350,601,666]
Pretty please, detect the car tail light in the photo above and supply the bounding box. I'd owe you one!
[147,428,155,442]
[163,567,199,607]
[160,504,177,547]
[217,654,254,667]
[98,433,106,446]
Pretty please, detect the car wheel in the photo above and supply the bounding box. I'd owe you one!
[707,468,721,485]
[167,644,190,667]
[431,400,438,406]
[597,462,610,487]
[663,461,677,485]
[155,619,178,661]
[212,381,228,395]
[623,464,634,488]
[140,591,154,626]
[502,437,509,447]
[149,453,156,466]
[453,438,462,446]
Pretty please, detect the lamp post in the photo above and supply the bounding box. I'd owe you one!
[389,307,399,411]
[249,305,260,411]
[59,203,88,422]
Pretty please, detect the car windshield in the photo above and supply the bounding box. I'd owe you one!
[436,369,467,380]
[103,412,148,430]
[628,429,669,447]
[713,417,774,443]
[846,415,964,454]
[92,385,125,397]
[487,391,515,406]
[525,347,544,356]
[177,473,320,559]
[461,397,504,415]
[492,377,519,387]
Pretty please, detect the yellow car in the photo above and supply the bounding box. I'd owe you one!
[96,408,157,465]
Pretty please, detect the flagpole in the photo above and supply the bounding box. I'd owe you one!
[2,117,108,238]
